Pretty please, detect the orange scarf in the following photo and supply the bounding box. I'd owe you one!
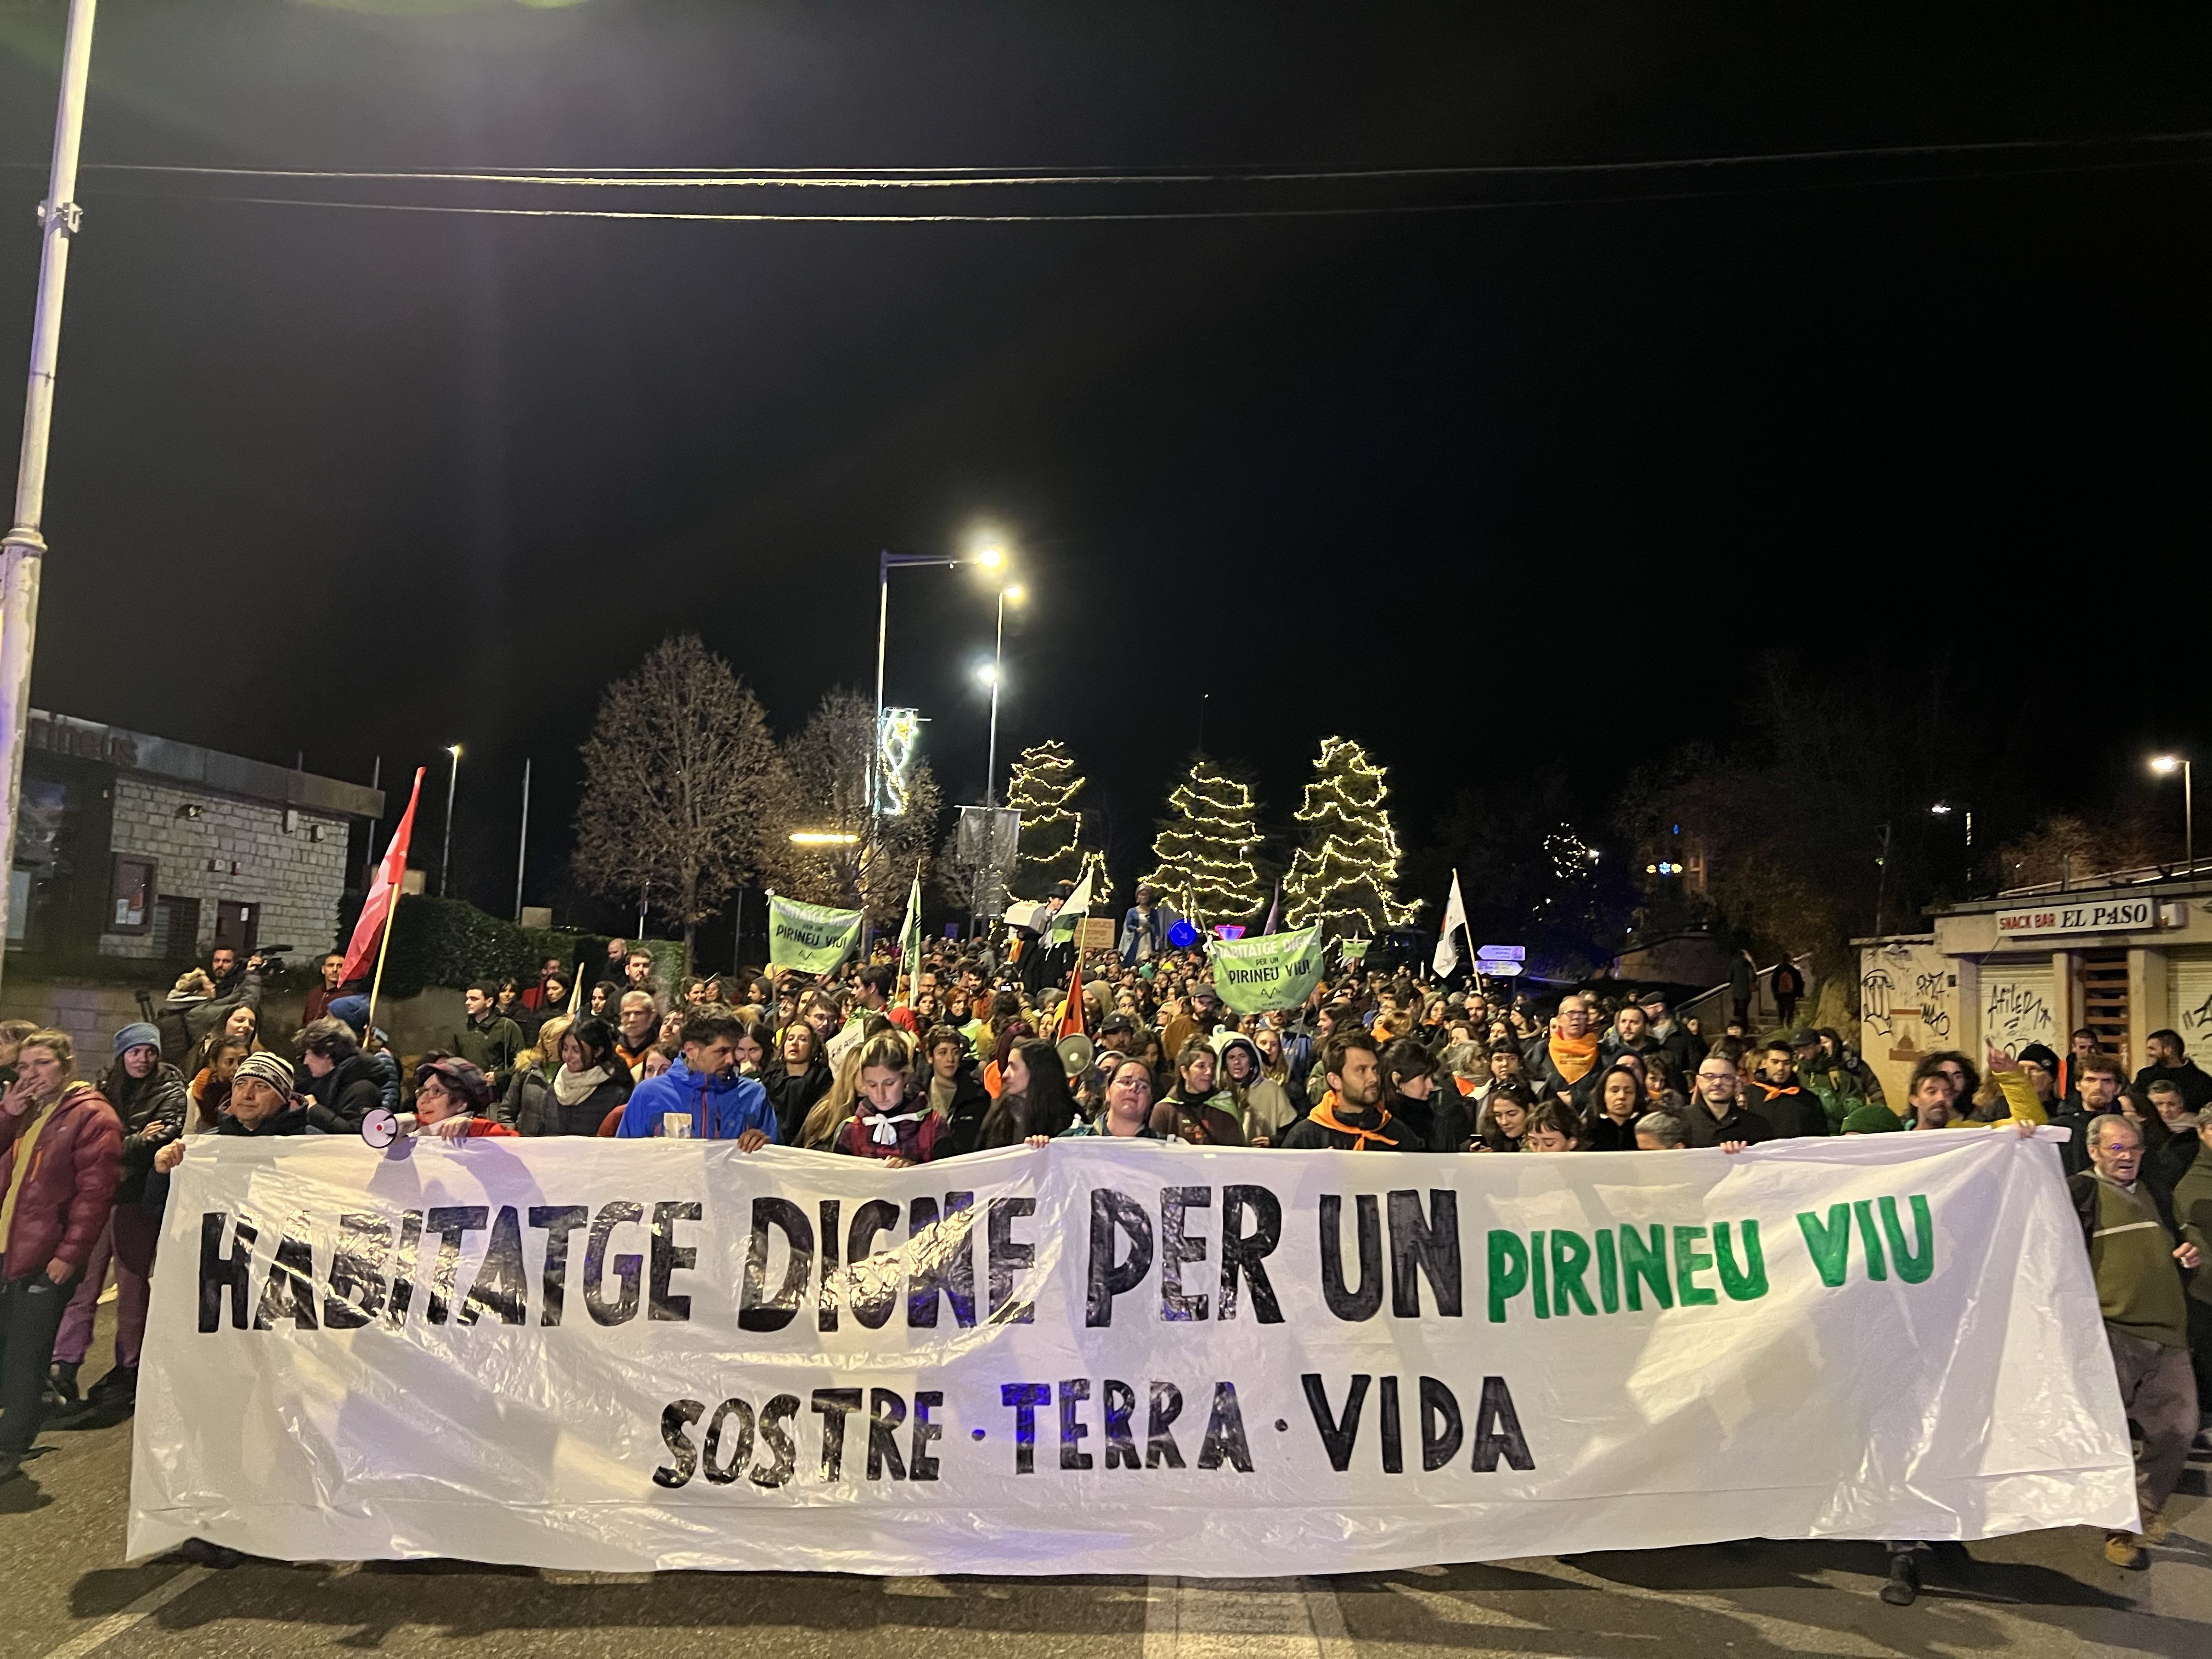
[1307,1098,1397,1150]
[1548,1026,1600,1085]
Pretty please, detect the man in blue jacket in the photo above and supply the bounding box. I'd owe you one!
[616,1009,775,1146]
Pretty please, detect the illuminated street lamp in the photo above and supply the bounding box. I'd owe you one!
[789,830,861,846]
[1929,800,1972,847]
[872,529,1014,816]
[2151,755,2193,872]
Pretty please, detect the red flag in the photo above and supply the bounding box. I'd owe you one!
[341,767,425,984]
[1058,953,1087,1040]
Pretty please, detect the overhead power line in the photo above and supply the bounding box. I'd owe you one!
[38,129,2212,225]
[66,127,2212,189]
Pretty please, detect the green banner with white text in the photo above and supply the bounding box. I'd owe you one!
[768,895,864,975]
[1208,923,1325,1014]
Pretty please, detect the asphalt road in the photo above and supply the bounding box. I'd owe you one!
[3,1321,2206,1659]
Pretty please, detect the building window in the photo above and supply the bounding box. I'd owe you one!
[110,853,156,934]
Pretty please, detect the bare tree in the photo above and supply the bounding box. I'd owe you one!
[574,635,787,974]
[777,687,940,926]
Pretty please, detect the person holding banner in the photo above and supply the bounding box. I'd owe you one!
[1150,1040,1245,1146]
[409,1059,519,1141]
[614,1010,775,1146]
[2069,1112,2201,1570]
[1279,1030,1411,1151]
[1378,1037,1472,1152]
[828,1031,944,1165]
[1050,1054,1168,1141]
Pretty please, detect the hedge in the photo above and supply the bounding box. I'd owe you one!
[376,895,622,1000]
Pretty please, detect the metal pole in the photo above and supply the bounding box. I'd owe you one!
[0,0,97,990]
[872,551,889,823]
[439,746,459,898]
[514,757,531,921]
[985,589,1005,808]
[730,883,746,978]
[2186,760,2195,873]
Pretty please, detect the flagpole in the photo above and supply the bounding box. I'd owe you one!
[362,871,402,1043]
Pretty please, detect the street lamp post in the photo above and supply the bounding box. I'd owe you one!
[2152,755,2193,872]
[441,744,461,898]
[0,0,98,992]
[874,538,1002,819]
[980,582,1024,808]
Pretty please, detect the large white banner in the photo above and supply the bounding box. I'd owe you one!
[130,1131,2135,1575]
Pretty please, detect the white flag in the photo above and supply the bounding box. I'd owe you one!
[897,866,924,984]
[1047,864,1094,944]
[1433,868,1469,978]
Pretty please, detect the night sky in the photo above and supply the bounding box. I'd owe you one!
[0,1,2205,937]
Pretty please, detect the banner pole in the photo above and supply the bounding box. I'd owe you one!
[362,877,402,1042]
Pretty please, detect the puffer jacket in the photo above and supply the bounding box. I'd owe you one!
[0,1081,123,1279]
[532,1066,632,1137]
[104,1063,188,1206]
[300,1052,385,1133]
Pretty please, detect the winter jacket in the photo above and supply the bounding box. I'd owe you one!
[156,966,263,1062]
[1388,1088,1474,1153]
[1149,1090,1246,1147]
[361,1048,401,1114]
[1681,1098,1776,1148]
[105,1063,188,1206]
[1646,1018,1707,1080]
[1742,1077,1830,1138]
[833,1089,947,1161]
[0,1082,123,1279]
[930,1068,994,1158]
[300,1052,384,1133]
[763,1059,834,1146]
[1584,1113,1642,1152]
[615,1057,776,1141]
[456,1012,527,1082]
[526,1066,631,1137]
[2134,1059,2212,1116]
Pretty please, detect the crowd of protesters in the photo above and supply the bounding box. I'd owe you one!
[0,889,2205,1596]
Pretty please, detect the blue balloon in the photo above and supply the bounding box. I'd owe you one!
[1167,919,1200,950]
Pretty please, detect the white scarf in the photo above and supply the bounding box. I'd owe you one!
[861,1109,923,1147]
[551,1064,612,1108]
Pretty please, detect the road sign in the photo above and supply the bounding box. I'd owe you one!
[1476,944,1526,962]
[1481,961,1526,978]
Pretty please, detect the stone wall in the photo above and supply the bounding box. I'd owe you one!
[99,775,352,961]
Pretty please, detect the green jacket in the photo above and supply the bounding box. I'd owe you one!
[2172,1152,2212,1307]
[455,1013,526,1082]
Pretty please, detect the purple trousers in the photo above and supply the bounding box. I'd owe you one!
[53,1204,159,1370]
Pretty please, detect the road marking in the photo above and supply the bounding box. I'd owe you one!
[1144,1575,1353,1659]
[36,1566,208,1659]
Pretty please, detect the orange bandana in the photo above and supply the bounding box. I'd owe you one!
[1548,1026,1600,1085]
[1308,1099,1397,1150]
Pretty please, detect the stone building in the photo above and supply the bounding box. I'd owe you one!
[10,710,383,966]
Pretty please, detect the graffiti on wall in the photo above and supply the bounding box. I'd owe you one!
[1983,977,2057,1058]
[1860,941,1953,1048]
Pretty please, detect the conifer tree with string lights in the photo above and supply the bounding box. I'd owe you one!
[1283,735,1417,938]
[1005,739,1088,896]
[1142,759,1266,925]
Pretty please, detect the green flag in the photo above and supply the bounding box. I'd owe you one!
[1207,923,1326,1014]
[897,868,923,983]
[768,895,865,975]
[1339,937,1371,964]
